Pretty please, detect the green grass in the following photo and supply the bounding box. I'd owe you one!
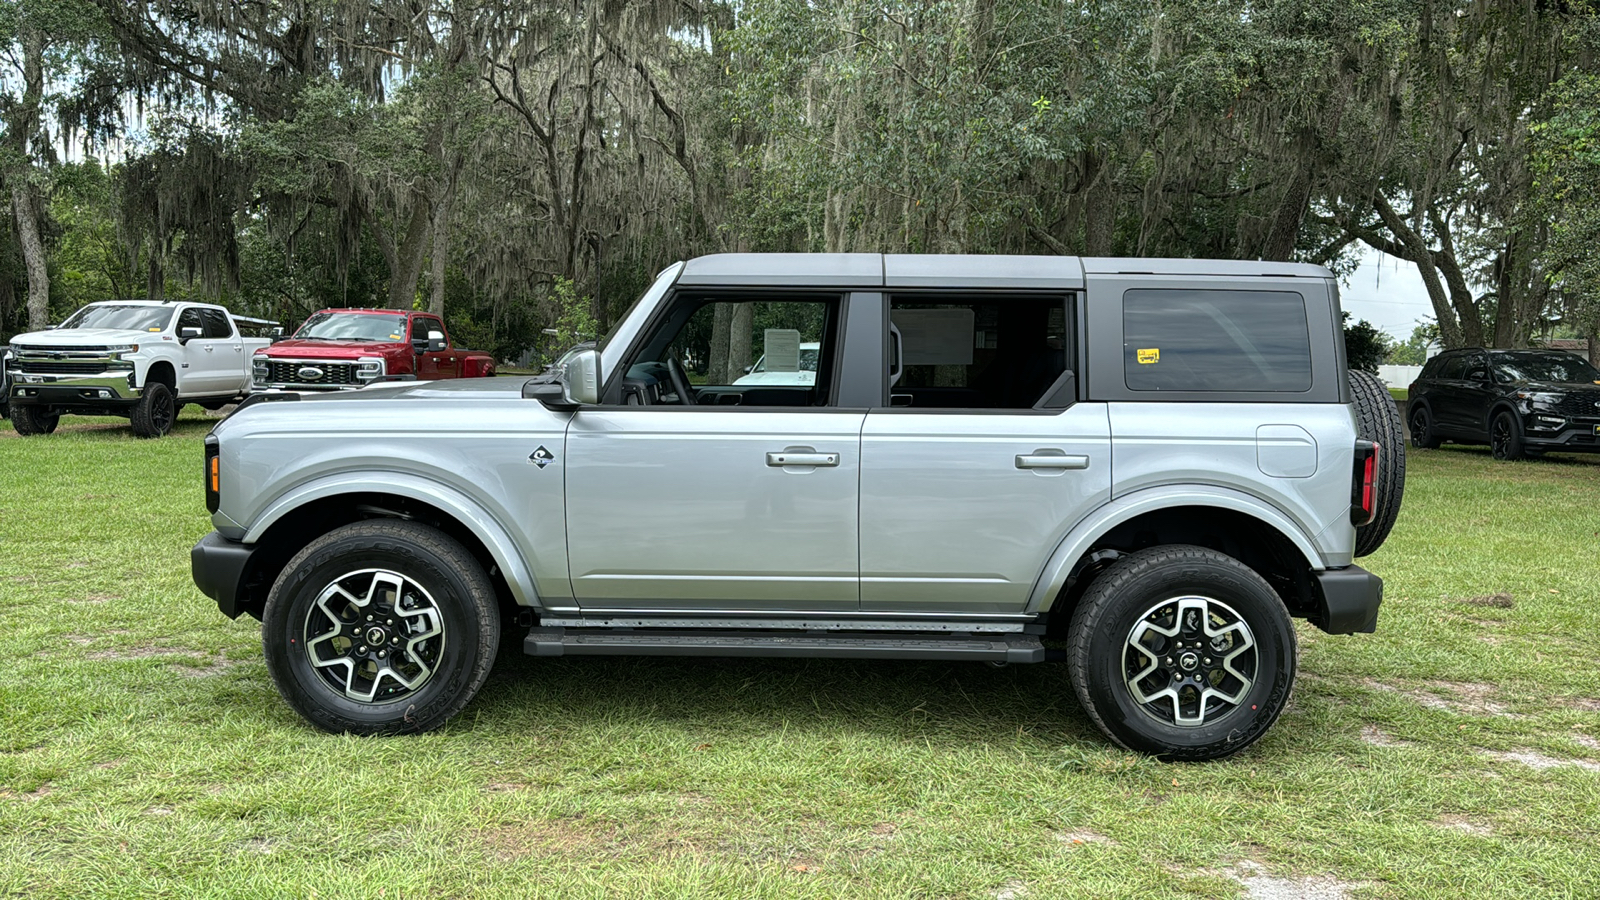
[1388,387,1407,402]
[2,415,1599,898]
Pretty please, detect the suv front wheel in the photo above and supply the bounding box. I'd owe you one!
[262,520,501,734]
[1067,546,1296,761]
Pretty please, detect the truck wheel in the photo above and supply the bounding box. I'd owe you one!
[10,404,60,435]
[129,382,177,438]
[262,520,500,735]
[1067,545,1296,761]
[1348,370,1405,557]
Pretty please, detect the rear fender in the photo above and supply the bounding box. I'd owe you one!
[1026,485,1324,613]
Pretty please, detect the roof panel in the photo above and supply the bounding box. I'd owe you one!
[677,253,883,287]
[1081,257,1332,278]
[884,254,1084,289]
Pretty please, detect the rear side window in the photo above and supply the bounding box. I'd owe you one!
[200,309,234,339]
[1434,355,1466,380]
[1123,289,1311,392]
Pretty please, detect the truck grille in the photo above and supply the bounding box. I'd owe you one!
[12,360,108,375]
[264,360,361,386]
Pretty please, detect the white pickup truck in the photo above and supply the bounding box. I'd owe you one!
[5,300,274,438]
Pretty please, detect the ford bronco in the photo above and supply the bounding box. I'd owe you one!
[191,254,1403,760]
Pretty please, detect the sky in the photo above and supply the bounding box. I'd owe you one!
[1337,248,1437,341]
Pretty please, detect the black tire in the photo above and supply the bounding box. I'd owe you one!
[1067,545,1296,761]
[1407,403,1441,450]
[129,381,177,438]
[1348,370,1405,557]
[10,404,59,435]
[262,520,500,734]
[1490,409,1525,461]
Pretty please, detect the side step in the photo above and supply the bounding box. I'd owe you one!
[525,628,1045,663]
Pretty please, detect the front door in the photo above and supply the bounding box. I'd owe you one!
[859,293,1111,613]
[563,292,862,612]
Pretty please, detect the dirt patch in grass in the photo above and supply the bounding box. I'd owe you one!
[1435,814,1492,836]
[1458,592,1515,609]
[994,880,1029,899]
[0,783,54,801]
[1561,697,1600,713]
[476,816,628,861]
[67,593,122,605]
[172,652,236,677]
[1480,749,1600,773]
[1360,725,1412,748]
[87,645,186,661]
[1363,679,1513,716]
[1055,830,1115,847]
[1228,860,1364,900]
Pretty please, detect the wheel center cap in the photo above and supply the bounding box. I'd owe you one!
[1178,651,1200,671]
[365,626,387,646]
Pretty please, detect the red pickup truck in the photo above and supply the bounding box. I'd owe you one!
[251,309,496,391]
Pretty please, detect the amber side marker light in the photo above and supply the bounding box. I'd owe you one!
[204,435,221,513]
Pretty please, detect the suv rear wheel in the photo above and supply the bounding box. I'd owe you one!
[1067,545,1296,761]
[262,520,500,734]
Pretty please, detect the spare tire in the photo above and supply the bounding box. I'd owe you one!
[1348,370,1405,557]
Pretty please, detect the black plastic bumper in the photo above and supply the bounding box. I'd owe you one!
[1313,564,1382,634]
[191,531,258,620]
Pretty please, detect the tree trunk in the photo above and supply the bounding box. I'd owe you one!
[388,196,432,310]
[708,302,732,384]
[12,184,49,331]
[428,191,451,316]
[728,302,753,379]
[1083,150,1115,257]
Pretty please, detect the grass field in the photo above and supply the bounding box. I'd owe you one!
[2,412,1598,899]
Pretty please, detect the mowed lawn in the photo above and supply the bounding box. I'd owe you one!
[2,412,1598,899]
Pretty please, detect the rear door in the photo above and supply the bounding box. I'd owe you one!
[859,293,1112,613]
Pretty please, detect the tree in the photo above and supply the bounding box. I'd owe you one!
[1342,313,1389,375]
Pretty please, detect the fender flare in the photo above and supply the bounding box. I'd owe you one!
[1025,485,1325,613]
[1484,400,1521,438]
[243,471,542,608]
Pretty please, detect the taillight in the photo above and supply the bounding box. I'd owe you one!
[1351,440,1378,526]
[204,434,220,514]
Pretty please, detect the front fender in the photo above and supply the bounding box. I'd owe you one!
[242,471,541,608]
[1025,484,1326,613]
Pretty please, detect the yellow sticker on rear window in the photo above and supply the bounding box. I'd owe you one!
[1137,348,1160,364]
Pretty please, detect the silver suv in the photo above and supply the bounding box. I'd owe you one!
[191,254,1403,761]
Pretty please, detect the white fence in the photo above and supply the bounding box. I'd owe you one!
[1377,365,1422,389]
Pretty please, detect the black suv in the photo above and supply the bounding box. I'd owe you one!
[1408,348,1600,459]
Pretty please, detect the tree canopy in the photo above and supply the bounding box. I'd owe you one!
[2,0,1596,364]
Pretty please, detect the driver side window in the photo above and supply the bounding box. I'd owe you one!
[620,294,840,407]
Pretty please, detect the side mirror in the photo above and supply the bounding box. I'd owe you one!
[524,347,600,410]
[180,326,202,341]
[413,330,448,354]
[44,324,57,331]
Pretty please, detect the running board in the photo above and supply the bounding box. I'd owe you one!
[525,628,1045,663]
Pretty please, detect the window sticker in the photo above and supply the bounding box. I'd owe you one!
[1137,348,1160,364]
[762,329,802,372]
[389,334,403,340]
[149,327,161,332]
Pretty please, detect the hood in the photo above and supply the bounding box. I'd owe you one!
[258,338,407,359]
[1514,380,1600,394]
[297,375,529,402]
[9,328,166,348]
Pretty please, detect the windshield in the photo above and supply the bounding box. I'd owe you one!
[599,262,685,353]
[58,305,174,332]
[1494,352,1600,384]
[296,312,410,341]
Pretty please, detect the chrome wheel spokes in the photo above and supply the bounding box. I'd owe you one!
[1123,595,1257,727]
[303,569,445,703]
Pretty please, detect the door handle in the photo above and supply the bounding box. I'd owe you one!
[1016,454,1089,470]
[204,345,214,352]
[767,451,839,468]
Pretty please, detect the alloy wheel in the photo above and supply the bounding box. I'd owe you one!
[1123,595,1257,727]
[302,568,446,703]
